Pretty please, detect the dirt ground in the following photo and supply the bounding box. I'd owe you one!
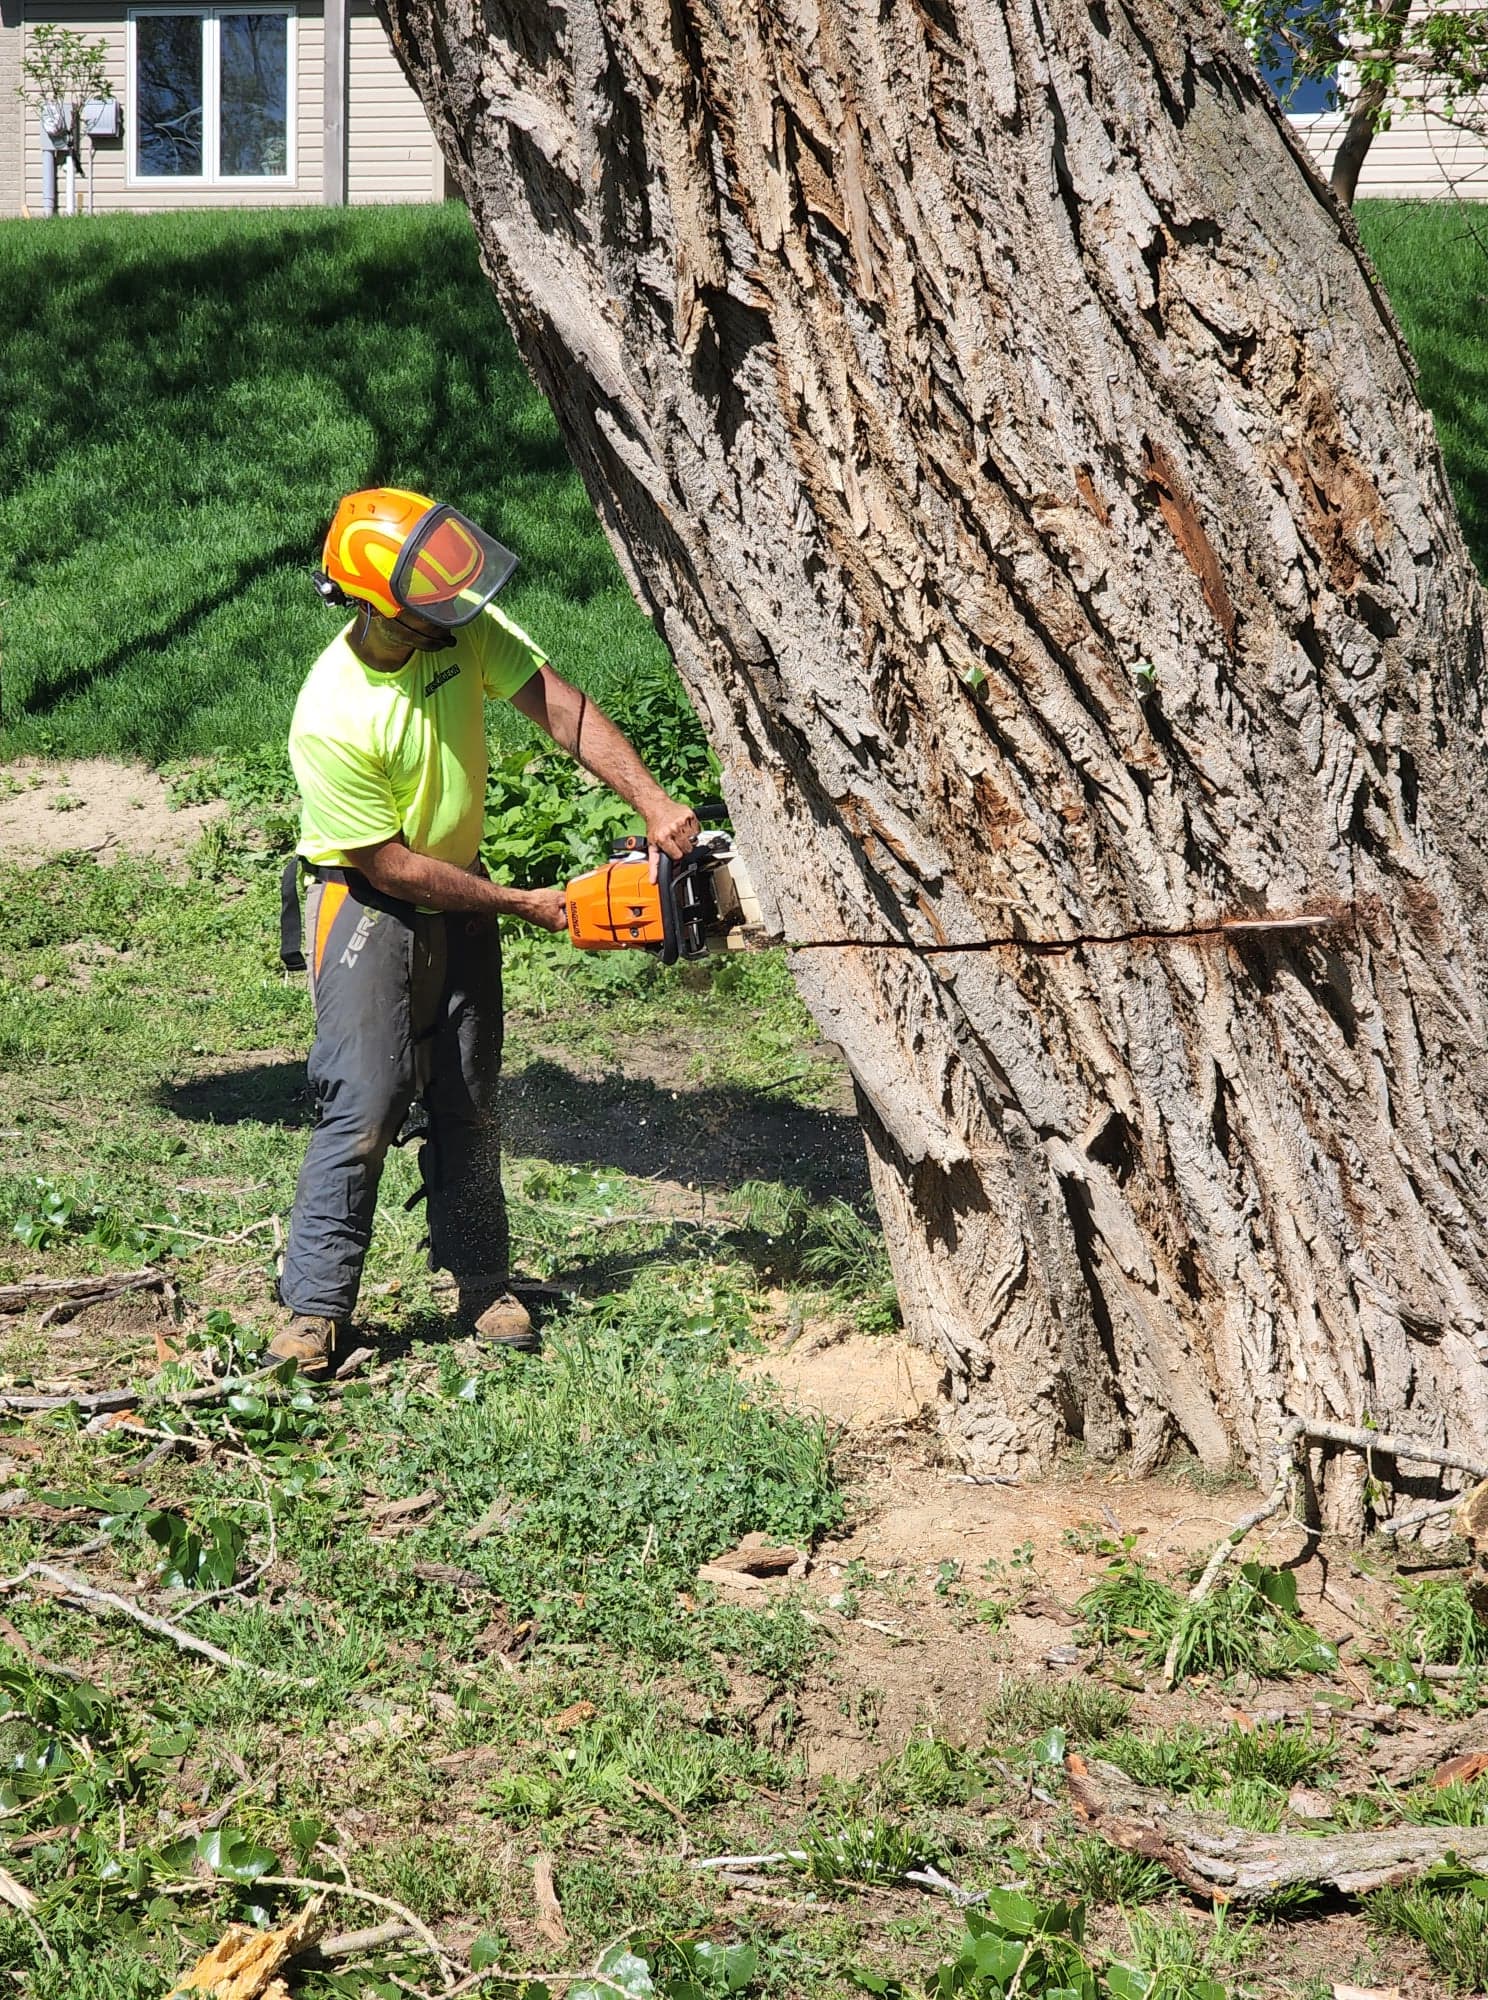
[0,758,225,866]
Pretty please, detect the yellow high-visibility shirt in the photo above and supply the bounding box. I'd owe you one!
[289,603,544,869]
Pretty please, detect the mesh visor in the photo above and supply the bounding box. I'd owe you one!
[387,505,518,629]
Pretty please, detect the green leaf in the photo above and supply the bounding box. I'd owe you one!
[968,1932,1025,1982]
[693,1942,757,1992]
[470,1934,504,1971]
[1243,1562,1299,1617]
[1032,1724,1067,1766]
[982,1886,1038,1935]
[593,1946,657,1997]
[197,1825,277,1882]
[1104,1968,1151,2000]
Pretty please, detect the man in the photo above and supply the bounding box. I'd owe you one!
[271,486,699,1371]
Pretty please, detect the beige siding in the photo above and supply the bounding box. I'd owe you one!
[346,0,438,203]
[1292,106,1488,199]
[1,3,24,215]
[17,2,323,210]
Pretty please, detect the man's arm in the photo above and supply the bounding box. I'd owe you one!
[511,665,700,865]
[345,835,568,929]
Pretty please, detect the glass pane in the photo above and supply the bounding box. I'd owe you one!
[219,13,289,176]
[135,14,204,177]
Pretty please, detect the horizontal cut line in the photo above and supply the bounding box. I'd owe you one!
[780,910,1347,956]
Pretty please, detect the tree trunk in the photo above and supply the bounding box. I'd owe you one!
[379,0,1488,1519]
[1327,0,1411,207]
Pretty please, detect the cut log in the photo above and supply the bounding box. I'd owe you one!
[1067,1753,1488,1903]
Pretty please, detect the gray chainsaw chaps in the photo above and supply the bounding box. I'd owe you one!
[278,876,508,1322]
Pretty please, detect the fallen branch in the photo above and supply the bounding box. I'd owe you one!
[157,1877,458,1989]
[1163,1411,1488,1689]
[1160,1417,1302,1689]
[1298,1416,1488,1484]
[0,1270,166,1315]
[1067,1752,1488,1903]
[533,1853,568,1947]
[1379,1494,1465,1538]
[0,1563,316,1686]
[315,1919,416,1960]
[0,1360,291,1417]
[693,1850,983,1905]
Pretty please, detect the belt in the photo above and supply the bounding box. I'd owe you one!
[279,857,420,971]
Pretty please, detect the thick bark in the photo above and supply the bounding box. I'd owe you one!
[379,0,1488,1516]
[1067,1754,1488,1903]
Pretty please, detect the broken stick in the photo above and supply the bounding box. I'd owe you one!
[0,1563,316,1686]
[0,1269,166,1315]
[1067,1752,1488,1904]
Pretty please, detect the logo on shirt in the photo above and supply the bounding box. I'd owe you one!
[424,664,462,697]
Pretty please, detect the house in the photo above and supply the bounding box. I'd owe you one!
[1273,61,1488,200]
[0,0,448,214]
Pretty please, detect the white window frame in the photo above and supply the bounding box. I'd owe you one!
[127,5,297,187]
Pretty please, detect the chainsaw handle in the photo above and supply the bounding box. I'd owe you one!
[657,847,680,966]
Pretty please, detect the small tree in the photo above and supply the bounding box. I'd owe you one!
[17,24,111,154]
[1229,0,1488,204]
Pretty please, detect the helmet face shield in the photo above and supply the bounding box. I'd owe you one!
[387,504,518,629]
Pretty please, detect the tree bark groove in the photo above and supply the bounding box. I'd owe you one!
[379,0,1488,1518]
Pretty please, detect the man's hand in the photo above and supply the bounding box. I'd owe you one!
[521,887,569,933]
[645,798,701,880]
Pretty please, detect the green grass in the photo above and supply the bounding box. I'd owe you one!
[0,204,672,762]
[1356,200,1488,578]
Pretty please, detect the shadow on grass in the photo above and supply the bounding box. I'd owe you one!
[502,1056,868,1199]
[157,1057,312,1128]
[156,1052,867,1195]
[1,206,632,759]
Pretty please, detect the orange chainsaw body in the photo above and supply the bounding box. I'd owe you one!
[565,839,669,953]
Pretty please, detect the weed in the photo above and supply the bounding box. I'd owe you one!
[1367,1878,1488,1990]
[872,1733,987,1811]
[1077,1553,1181,1652]
[1100,1727,1215,1792]
[984,1674,1132,1746]
[1398,1575,1488,1667]
[1397,1774,1488,1826]
[1214,1719,1335,1788]
[1123,1907,1255,1998]
[1041,1833,1176,1906]
[804,1814,940,1892]
[1191,1778,1286,1833]
[1078,1556,1336,1683]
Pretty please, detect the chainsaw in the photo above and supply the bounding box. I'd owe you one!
[566,835,1343,964]
[565,832,766,964]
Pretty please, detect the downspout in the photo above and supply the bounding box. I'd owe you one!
[323,0,349,203]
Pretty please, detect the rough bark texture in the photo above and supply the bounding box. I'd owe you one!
[379,0,1488,1515]
[1067,1753,1488,1902]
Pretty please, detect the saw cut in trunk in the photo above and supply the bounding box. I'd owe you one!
[378,0,1488,1520]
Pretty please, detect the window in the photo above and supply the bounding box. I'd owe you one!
[129,8,294,181]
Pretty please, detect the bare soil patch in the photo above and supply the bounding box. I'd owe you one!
[0,758,224,867]
[741,1325,944,1432]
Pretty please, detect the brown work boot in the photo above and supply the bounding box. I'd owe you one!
[266,1313,339,1375]
[458,1290,539,1351]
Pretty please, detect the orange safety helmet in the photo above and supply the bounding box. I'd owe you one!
[314,487,518,628]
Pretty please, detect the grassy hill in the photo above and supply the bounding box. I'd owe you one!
[0,203,669,763]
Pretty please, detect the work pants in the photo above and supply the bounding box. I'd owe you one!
[278,877,508,1322]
